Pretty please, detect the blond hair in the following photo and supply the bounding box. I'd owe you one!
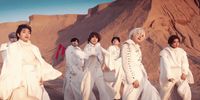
[128,28,145,39]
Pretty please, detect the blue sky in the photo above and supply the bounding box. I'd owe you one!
[0,0,113,23]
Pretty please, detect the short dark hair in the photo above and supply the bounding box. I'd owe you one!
[70,37,79,43]
[16,24,32,40]
[88,32,101,43]
[168,35,180,46]
[111,36,120,43]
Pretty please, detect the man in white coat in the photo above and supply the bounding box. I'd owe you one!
[81,32,113,100]
[104,36,124,100]
[121,28,160,100]
[0,32,17,61]
[0,24,62,100]
[64,37,85,100]
[159,35,194,100]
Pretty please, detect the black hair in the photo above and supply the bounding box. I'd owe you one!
[168,35,180,47]
[16,24,32,40]
[88,32,101,43]
[111,36,120,44]
[70,37,79,43]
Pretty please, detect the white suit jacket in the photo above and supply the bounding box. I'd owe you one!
[65,45,85,75]
[121,39,147,84]
[84,43,108,64]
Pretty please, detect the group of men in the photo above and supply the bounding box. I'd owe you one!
[63,28,194,100]
[0,27,194,100]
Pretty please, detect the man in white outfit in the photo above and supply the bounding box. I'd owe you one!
[0,32,17,74]
[64,38,85,100]
[159,35,194,100]
[0,32,17,61]
[81,32,113,100]
[104,36,124,100]
[0,24,62,100]
[121,28,160,100]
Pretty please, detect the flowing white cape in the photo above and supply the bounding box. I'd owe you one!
[0,41,62,99]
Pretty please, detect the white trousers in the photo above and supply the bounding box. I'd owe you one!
[64,84,82,100]
[81,67,111,100]
[63,71,83,100]
[160,80,191,100]
[122,79,144,100]
[107,63,124,99]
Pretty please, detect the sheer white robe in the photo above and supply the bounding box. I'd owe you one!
[81,43,113,100]
[159,46,194,100]
[121,39,160,100]
[0,43,9,74]
[64,45,85,100]
[0,40,62,100]
[0,42,10,62]
[105,45,124,99]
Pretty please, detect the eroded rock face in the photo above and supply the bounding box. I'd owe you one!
[0,0,200,99]
[143,0,200,82]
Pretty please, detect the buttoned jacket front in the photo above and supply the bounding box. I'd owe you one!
[121,39,147,84]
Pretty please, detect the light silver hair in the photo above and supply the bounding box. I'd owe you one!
[128,28,145,39]
[8,32,17,39]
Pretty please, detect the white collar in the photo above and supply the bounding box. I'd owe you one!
[125,39,140,47]
[18,39,31,46]
[18,39,31,45]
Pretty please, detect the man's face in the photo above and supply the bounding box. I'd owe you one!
[171,38,180,48]
[132,32,145,43]
[71,40,79,47]
[112,39,120,45]
[17,28,31,42]
[90,36,98,45]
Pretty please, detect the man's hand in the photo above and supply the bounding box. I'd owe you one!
[181,73,187,80]
[132,80,139,88]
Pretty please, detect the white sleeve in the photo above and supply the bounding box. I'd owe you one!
[65,48,74,73]
[181,51,189,75]
[0,43,8,51]
[105,46,115,70]
[160,55,172,80]
[101,46,109,55]
[121,44,137,84]
[35,47,62,81]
